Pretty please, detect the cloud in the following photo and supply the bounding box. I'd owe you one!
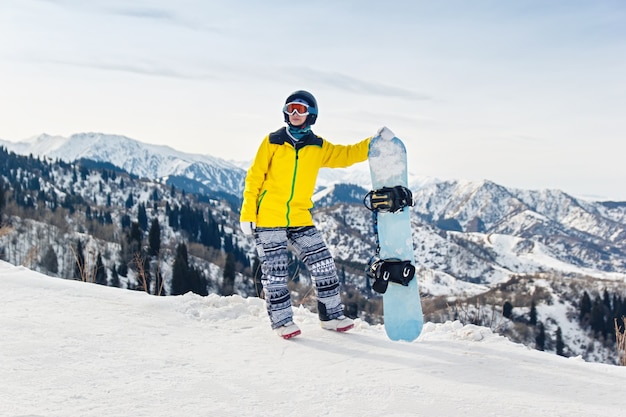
[107,7,176,21]
[34,0,176,22]
[286,67,432,101]
[34,1,220,34]
[40,57,221,81]
[103,5,221,34]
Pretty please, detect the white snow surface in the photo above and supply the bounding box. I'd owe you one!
[2,260,625,417]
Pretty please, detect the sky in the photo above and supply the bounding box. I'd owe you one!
[1,0,625,200]
[2,259,626,417]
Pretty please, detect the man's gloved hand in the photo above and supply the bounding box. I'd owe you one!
[376,126,395,141]
[240,221,256,236]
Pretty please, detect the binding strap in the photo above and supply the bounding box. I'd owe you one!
[364,185,413,213]
[366,257,415,294]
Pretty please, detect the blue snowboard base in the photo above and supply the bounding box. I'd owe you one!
[368,134,423,342]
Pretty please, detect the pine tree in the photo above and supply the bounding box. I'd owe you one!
[137,203,148,231]
[148,218,161,257]
[50,189,58,211]
[191,268,208,296]
[529,300,537,326]
[120,214,131,229]
[0,180,5,219]
[503,301,513,319]
[167,203,178,228]
[603,288,612,310]
[171,243,191,296]
[535,322,545,351]
[128,222,142,255]
[118,222,141,280]
[579,291,592,323]
[223,234,234,253]
[169,244,207,297]
[117,260,128,278]
[94,253,107,285]
[41,245,58,274]
[612,294,621,321]
[590,298,607,338]
[222,252,236,296]
[110,265,120,288]
[125,192,134,209]
[555,327,565,357]
[79,164,89,180]
[617,296,626,323]
[73,240,86,280]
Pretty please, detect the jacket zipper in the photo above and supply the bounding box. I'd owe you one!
[285,149,299,226]
[256,190,267,214]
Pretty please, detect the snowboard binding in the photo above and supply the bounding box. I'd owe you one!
[363,185,413,213]
[364,185,416,294]
[367,256,415,294]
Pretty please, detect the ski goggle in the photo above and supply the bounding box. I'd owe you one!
[283,102,310,116]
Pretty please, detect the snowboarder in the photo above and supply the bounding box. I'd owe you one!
[239,89,392,338]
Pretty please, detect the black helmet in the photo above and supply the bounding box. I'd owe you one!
[283,90,318,125]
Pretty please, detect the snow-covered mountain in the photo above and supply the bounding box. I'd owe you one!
[411,179,626,274]
[0,133,246,197]
[3,131,626,280]
[313,180,626,281]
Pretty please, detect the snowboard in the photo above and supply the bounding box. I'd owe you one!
[367,134,423,342]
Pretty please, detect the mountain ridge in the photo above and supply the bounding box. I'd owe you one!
[0,132,468,200]
[1,132,246,197]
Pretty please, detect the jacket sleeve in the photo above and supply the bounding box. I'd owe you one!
[240,136,273,222]
[320,137,371,168]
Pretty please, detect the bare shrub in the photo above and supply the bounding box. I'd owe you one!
[134,252,149,293]
[615,317,626,366]
[448,299,505,332]
[0,225,12,238]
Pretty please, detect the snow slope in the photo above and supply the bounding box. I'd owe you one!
[1,260,625,417]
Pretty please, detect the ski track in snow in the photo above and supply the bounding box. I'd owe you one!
[1,260,625,417]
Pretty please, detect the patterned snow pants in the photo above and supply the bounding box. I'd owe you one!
[254,226,344,329]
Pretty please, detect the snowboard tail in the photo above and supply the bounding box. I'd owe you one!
[367,134,424,342]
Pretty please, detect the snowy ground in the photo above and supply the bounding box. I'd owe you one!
[2,260,625,417]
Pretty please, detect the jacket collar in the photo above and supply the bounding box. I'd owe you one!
[269,127,323,149]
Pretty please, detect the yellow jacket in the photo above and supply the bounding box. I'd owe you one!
[241,127,371,227]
